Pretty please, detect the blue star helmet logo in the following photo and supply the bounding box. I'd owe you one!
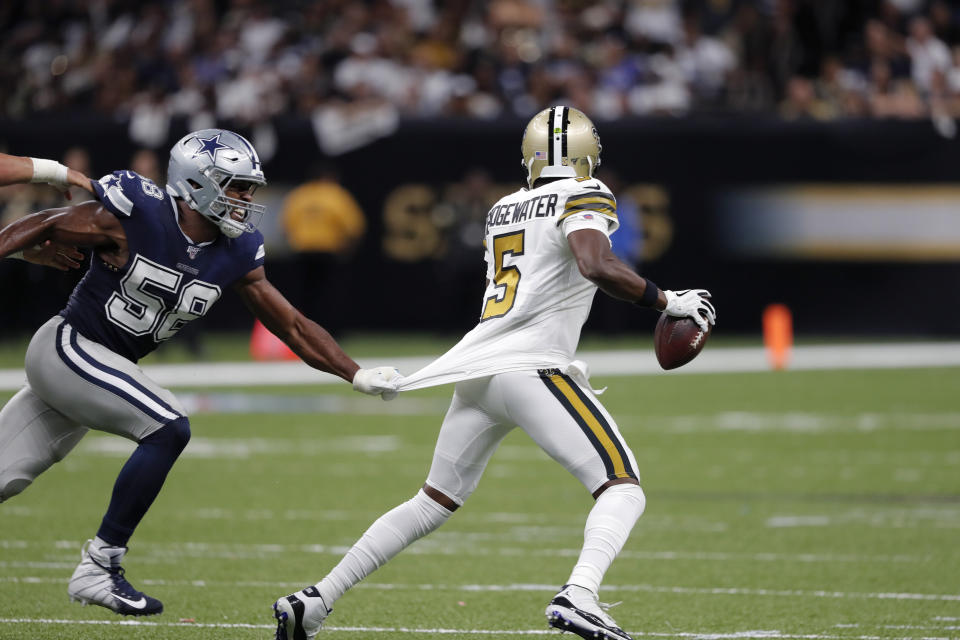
[192,133,231,163]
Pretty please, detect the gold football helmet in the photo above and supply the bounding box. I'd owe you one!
[521,105,602,188]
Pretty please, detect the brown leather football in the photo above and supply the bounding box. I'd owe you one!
[654,313,711,370]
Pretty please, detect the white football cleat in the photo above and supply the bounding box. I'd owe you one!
[545,584,632,640]
[273,586,331,640]
[67,539,163,616]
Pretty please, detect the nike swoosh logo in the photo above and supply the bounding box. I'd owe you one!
[112,593,147,609]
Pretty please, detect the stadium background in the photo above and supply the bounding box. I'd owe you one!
[1,3,959,640]
[2,0,960,340]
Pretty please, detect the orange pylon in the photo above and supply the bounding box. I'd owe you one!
[250,319,299,361]
[762,304,793,370]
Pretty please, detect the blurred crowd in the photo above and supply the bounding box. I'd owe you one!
[4,0,960,145]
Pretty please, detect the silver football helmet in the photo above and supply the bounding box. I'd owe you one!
[521,105,601,188]
[167,129,267,238]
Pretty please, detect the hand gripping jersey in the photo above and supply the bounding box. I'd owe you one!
[60,171,265,362]
[399,176,618,391]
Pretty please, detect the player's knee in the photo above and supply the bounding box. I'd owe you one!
[165,416,191,452]
[0,458,46,502]
[622,482,646,509]
[600,482,646,515]
[144,417,191,454]
[422,483,461,512]
[0,475,32,502]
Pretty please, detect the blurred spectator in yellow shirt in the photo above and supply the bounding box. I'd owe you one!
[283,164,366,254]
[281,163,366,334]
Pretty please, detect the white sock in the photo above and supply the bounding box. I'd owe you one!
[567,483,646,594]
[316,489,453,604]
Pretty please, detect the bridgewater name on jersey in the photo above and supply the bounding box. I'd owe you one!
[399,176,618,391]
[60,170,265,362]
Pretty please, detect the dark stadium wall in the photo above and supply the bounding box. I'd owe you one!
[2,116,959,337]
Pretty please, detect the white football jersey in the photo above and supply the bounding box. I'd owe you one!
[399,176,618,391]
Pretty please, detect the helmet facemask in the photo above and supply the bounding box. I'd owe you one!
[198,168,266,238]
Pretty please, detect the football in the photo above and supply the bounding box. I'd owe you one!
[654,313,711,370]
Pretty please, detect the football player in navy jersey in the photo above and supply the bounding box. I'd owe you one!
[0,130,400,616]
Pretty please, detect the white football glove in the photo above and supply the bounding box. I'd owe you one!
[352,366,403,401]
[663,289,716,333]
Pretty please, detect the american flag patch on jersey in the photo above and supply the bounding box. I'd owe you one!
[535,151,547,160]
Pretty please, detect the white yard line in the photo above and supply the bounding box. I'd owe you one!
[0,617,272,630]
[450,583,960,602]
[0,619,956,639]
[2,343,960,392]
[0,539,930,565]
[1,576,957,602]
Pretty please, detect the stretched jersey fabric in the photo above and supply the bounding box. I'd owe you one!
[61,171,265,362]
[399,176,618,391]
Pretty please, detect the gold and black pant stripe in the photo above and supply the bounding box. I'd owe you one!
[538,370,637,481]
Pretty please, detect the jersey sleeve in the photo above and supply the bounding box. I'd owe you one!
[555,182,619,235]
[236,231,266,275]
[92,170,167,219]
[561,212,614,240]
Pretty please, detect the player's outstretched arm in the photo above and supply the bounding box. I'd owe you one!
[0,152,93,196]
[234,268,402,397]
[0,201,124,263]
[0,153,35,184]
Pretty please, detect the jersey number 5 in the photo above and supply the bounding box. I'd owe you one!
[481,230,524,321]
[106,255,222,342]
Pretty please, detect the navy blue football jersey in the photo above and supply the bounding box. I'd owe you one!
[60,171,265,362]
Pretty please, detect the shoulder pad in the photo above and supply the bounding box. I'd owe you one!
[93,170,167,218]
[555,178,617,227]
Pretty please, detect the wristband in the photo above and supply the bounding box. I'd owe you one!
[635,279,660,307]
[30,158,69,186]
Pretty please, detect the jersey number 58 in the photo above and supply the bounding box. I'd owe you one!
[105,255,221,342]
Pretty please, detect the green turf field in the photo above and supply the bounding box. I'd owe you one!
[1,366,958,639]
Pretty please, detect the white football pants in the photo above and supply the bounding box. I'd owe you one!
[425,368,639,504]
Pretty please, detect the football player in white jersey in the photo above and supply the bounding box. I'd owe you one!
[273,106,716,640]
